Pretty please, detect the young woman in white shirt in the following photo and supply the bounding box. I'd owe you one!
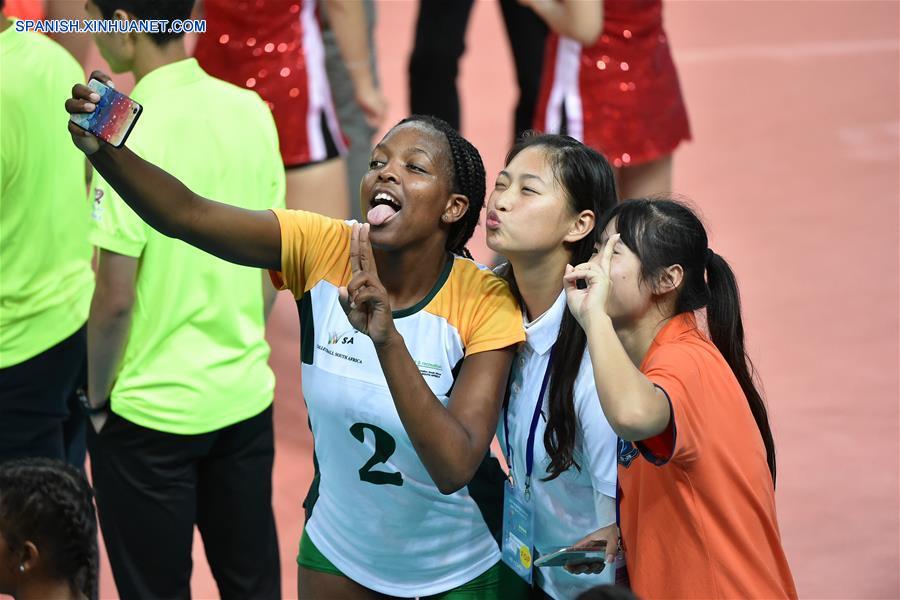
[488,133,620,599]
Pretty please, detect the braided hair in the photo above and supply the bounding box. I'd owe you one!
[0,458,99,600]
[395,115,486,258]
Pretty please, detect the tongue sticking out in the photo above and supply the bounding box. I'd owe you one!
[367,204,398,226]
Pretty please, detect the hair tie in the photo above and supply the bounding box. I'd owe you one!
[705,248,715,267]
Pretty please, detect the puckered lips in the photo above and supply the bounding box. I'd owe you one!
[367,190,402,226]
[485,209,502,231]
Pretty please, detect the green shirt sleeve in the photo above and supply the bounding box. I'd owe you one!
[262,102,286,210]
[88,165,149,258]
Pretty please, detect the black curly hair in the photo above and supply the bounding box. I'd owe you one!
[0,458,99,600]
[395,115,486,259]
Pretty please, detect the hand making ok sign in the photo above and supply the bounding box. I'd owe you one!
[564,233,620,331]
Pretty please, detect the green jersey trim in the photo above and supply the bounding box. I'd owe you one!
[391,255,454,319]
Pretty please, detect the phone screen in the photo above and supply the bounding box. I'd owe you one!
[70,79,142,148]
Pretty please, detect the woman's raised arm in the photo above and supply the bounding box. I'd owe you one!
[66,74,282,270]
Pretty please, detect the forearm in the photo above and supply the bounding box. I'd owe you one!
[89,146,281,269]
[594,488,616,528]
[375,331,486,493]
[528,0,603,46]
[583,316,668,440]
[87,298,133,406]
[90,145,199,240]
[324,0,376,93]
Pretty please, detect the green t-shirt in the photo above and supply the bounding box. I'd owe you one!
[90,58,285,434]
[0,19,94,368]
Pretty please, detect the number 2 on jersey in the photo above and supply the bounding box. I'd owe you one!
[349,423,404,486]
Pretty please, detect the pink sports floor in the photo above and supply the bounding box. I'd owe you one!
[82,1,899,598]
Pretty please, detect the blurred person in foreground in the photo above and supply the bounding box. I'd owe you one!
[0,0,93,468]
[0,458,99,600]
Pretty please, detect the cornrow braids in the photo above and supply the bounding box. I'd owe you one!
[396,115,486,258]
[0,458,99,600]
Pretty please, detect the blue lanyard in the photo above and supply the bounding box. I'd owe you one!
[503,344,556,497]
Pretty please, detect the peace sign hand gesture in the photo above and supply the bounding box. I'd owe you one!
[563,234,620,331]
[338,223,397,346]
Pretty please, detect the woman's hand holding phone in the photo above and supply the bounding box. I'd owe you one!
[564,522,619,575]
[65,70,114,155]
[66,70,142,153]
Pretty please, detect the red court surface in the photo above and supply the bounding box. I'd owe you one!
[73,1,898,598]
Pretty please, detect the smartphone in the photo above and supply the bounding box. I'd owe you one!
[69,78,142,148]
[533,544,608,569]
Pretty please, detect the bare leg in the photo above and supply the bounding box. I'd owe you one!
[298,566,399,600]
[285,157,351,219]
[615,154,674,201]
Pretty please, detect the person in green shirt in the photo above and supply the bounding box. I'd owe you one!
[80,0,284,598]
[0,2,94,467]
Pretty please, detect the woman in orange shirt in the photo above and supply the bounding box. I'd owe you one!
[564,198,796,599]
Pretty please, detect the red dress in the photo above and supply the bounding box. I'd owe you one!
[3,0,44,20]
[194,0,346,167]
[534,0,691,168]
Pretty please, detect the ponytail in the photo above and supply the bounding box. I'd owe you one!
[706,251,777,484]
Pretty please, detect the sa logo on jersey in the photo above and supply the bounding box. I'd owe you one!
[327,331,355,345]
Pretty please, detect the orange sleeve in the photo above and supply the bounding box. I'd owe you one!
[639,345,704,468]
[268,209,351,297]
[461,271,525,356]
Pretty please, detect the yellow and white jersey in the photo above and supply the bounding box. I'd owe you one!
[270,209,525,596]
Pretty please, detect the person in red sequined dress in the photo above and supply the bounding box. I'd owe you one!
[529,0,691,199]
[195,0,385,218]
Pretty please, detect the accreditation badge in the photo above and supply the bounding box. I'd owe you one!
[501,479,535,584]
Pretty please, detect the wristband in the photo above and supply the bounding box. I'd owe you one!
[77,388,109,416]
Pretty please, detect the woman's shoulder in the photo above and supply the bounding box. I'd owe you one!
[427,256,524,349]
[656,334,719,365]
[272,209,353,238]
[449,255,518,299]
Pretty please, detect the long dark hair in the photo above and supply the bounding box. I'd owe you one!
[503,133,618,480]
[395,115,486,259]
[600,199,777,484]
[0,458,99,599]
